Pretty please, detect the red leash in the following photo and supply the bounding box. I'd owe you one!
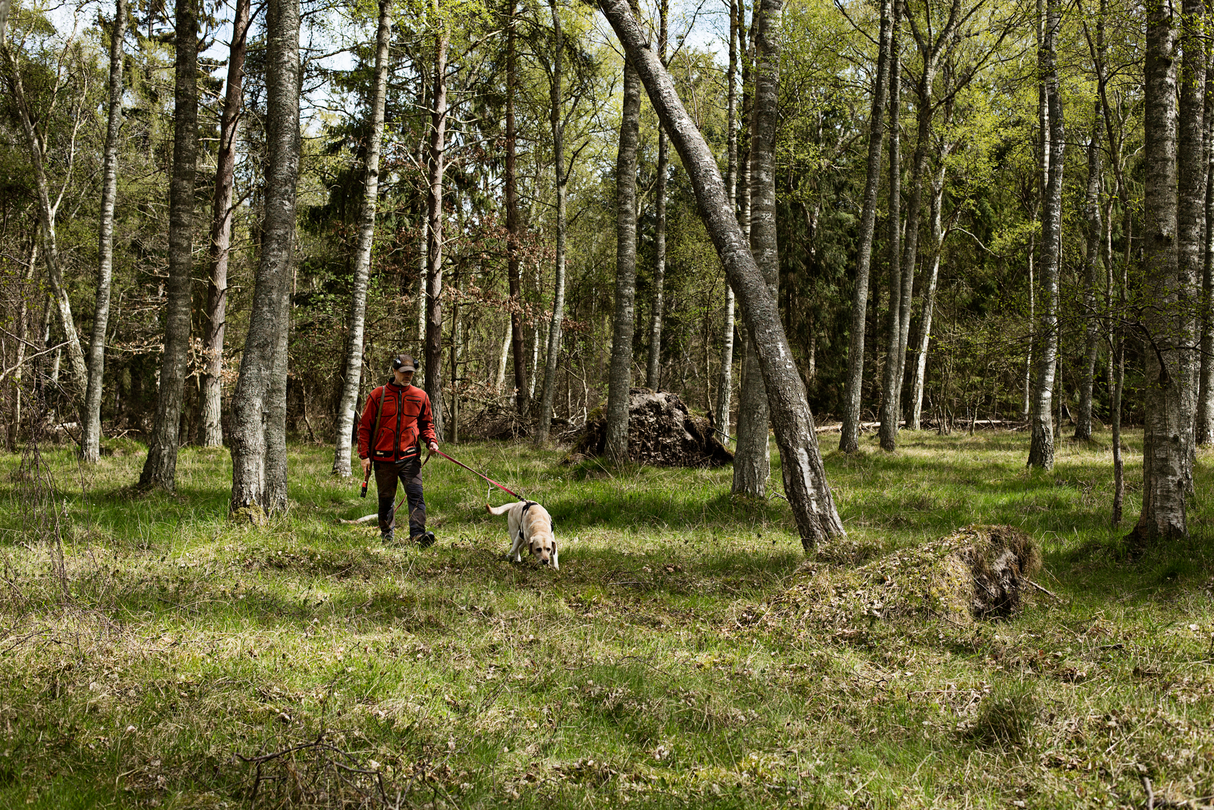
[430,447,524,500]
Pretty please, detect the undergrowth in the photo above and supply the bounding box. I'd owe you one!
[0,429,1210,809]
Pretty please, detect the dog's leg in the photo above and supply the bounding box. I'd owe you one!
[507,533,524,563]
[552,541,559,570]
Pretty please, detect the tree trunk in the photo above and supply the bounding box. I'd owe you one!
[198,0,250,450]
[1075,109,1102,442]
[331,0,390,477]
[1175,0,1206,488]
[1131,0,1187,544]
[714,0,743,444]
[1199,121,1214,445]
[82,0,126,463]
[265,266,291,513]
[140,0,199,491]
[604,19,642,464]
[424,11,448,440]
[1027,0,1063,471]
[646,0,669,392]
[599,0,846,547]
[733,0,780,495]
[229,0,300,519]
[878,0,902,453]
[908,153,949,430]
[839,0,892,453]
[505,0,529,416]
[536,0,568,444]
[1,43,89,402]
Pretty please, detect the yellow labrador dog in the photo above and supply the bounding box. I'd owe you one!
[486,500,558,569]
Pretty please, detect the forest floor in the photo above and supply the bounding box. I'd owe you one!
[0,429,1210,809]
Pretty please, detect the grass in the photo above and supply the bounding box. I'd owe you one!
[0,429,1211,808]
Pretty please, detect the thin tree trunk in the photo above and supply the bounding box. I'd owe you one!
[1027,0,1063,471]
[199,0,250,450]
[265,267,291,512]
[599,0,846,547]
[424,11,448,440]
[1,43,89,401]
[878,0,902,452]
[1199,110,1214,445]
[82,0,126,463]
[1176,0,1207,489]
[714,0,742,442]
[536,0,567,445]
[839,0,892,453]
[908,157,948,430]
[1075,109,1103,441]
[140,0,199,490]
[604,13,642,464]
[646,0,669,391]
[734,0,780,494]
[505,0,529,416]
[229,0,300,519]
[331,0,390,476]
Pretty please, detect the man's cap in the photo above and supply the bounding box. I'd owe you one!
[392,354,417,373]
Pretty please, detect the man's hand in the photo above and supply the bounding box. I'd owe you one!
[361,457,372,477]
[428,441,439,453]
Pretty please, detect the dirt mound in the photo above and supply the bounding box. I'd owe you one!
[763,525,1042,638]
[566,389,733,468]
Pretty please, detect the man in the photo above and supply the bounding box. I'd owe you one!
[358,353,440,545]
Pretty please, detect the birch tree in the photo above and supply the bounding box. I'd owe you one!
[332,0,391,477]
[839,0,893,454]
[604,14,642,464]
[82,0,126,463]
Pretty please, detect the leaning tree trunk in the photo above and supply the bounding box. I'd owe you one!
[908,152,949,430]
[424,11,448,440]
[536,0,567,445]
[82,0,126,464]
[878,1,902,453]
[1,43,89,402]
[604,29,642,465]
[331,0,390,477]
[733,0,780,495]
[839,0,892,453]
[229,0,300,519]
[199,0,250,450]
[140,0,198,491]
[1131,0,1187,545]
[600,0,846,547]
[1027,0,1063,471]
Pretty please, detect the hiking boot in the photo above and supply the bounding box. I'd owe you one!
[381,530,394,544]
[413,531,436,549]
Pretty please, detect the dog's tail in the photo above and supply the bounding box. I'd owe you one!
[486,502,517,516]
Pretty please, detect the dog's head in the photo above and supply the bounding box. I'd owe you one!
[522,506,557,567]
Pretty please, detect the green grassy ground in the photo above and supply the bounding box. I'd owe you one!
[0,430,1210,809]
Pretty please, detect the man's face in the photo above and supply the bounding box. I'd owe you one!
[394,367,415,385]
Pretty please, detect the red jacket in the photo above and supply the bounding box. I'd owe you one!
[358,382,437,461]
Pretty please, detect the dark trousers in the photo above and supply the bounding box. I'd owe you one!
[374,455,425,538]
